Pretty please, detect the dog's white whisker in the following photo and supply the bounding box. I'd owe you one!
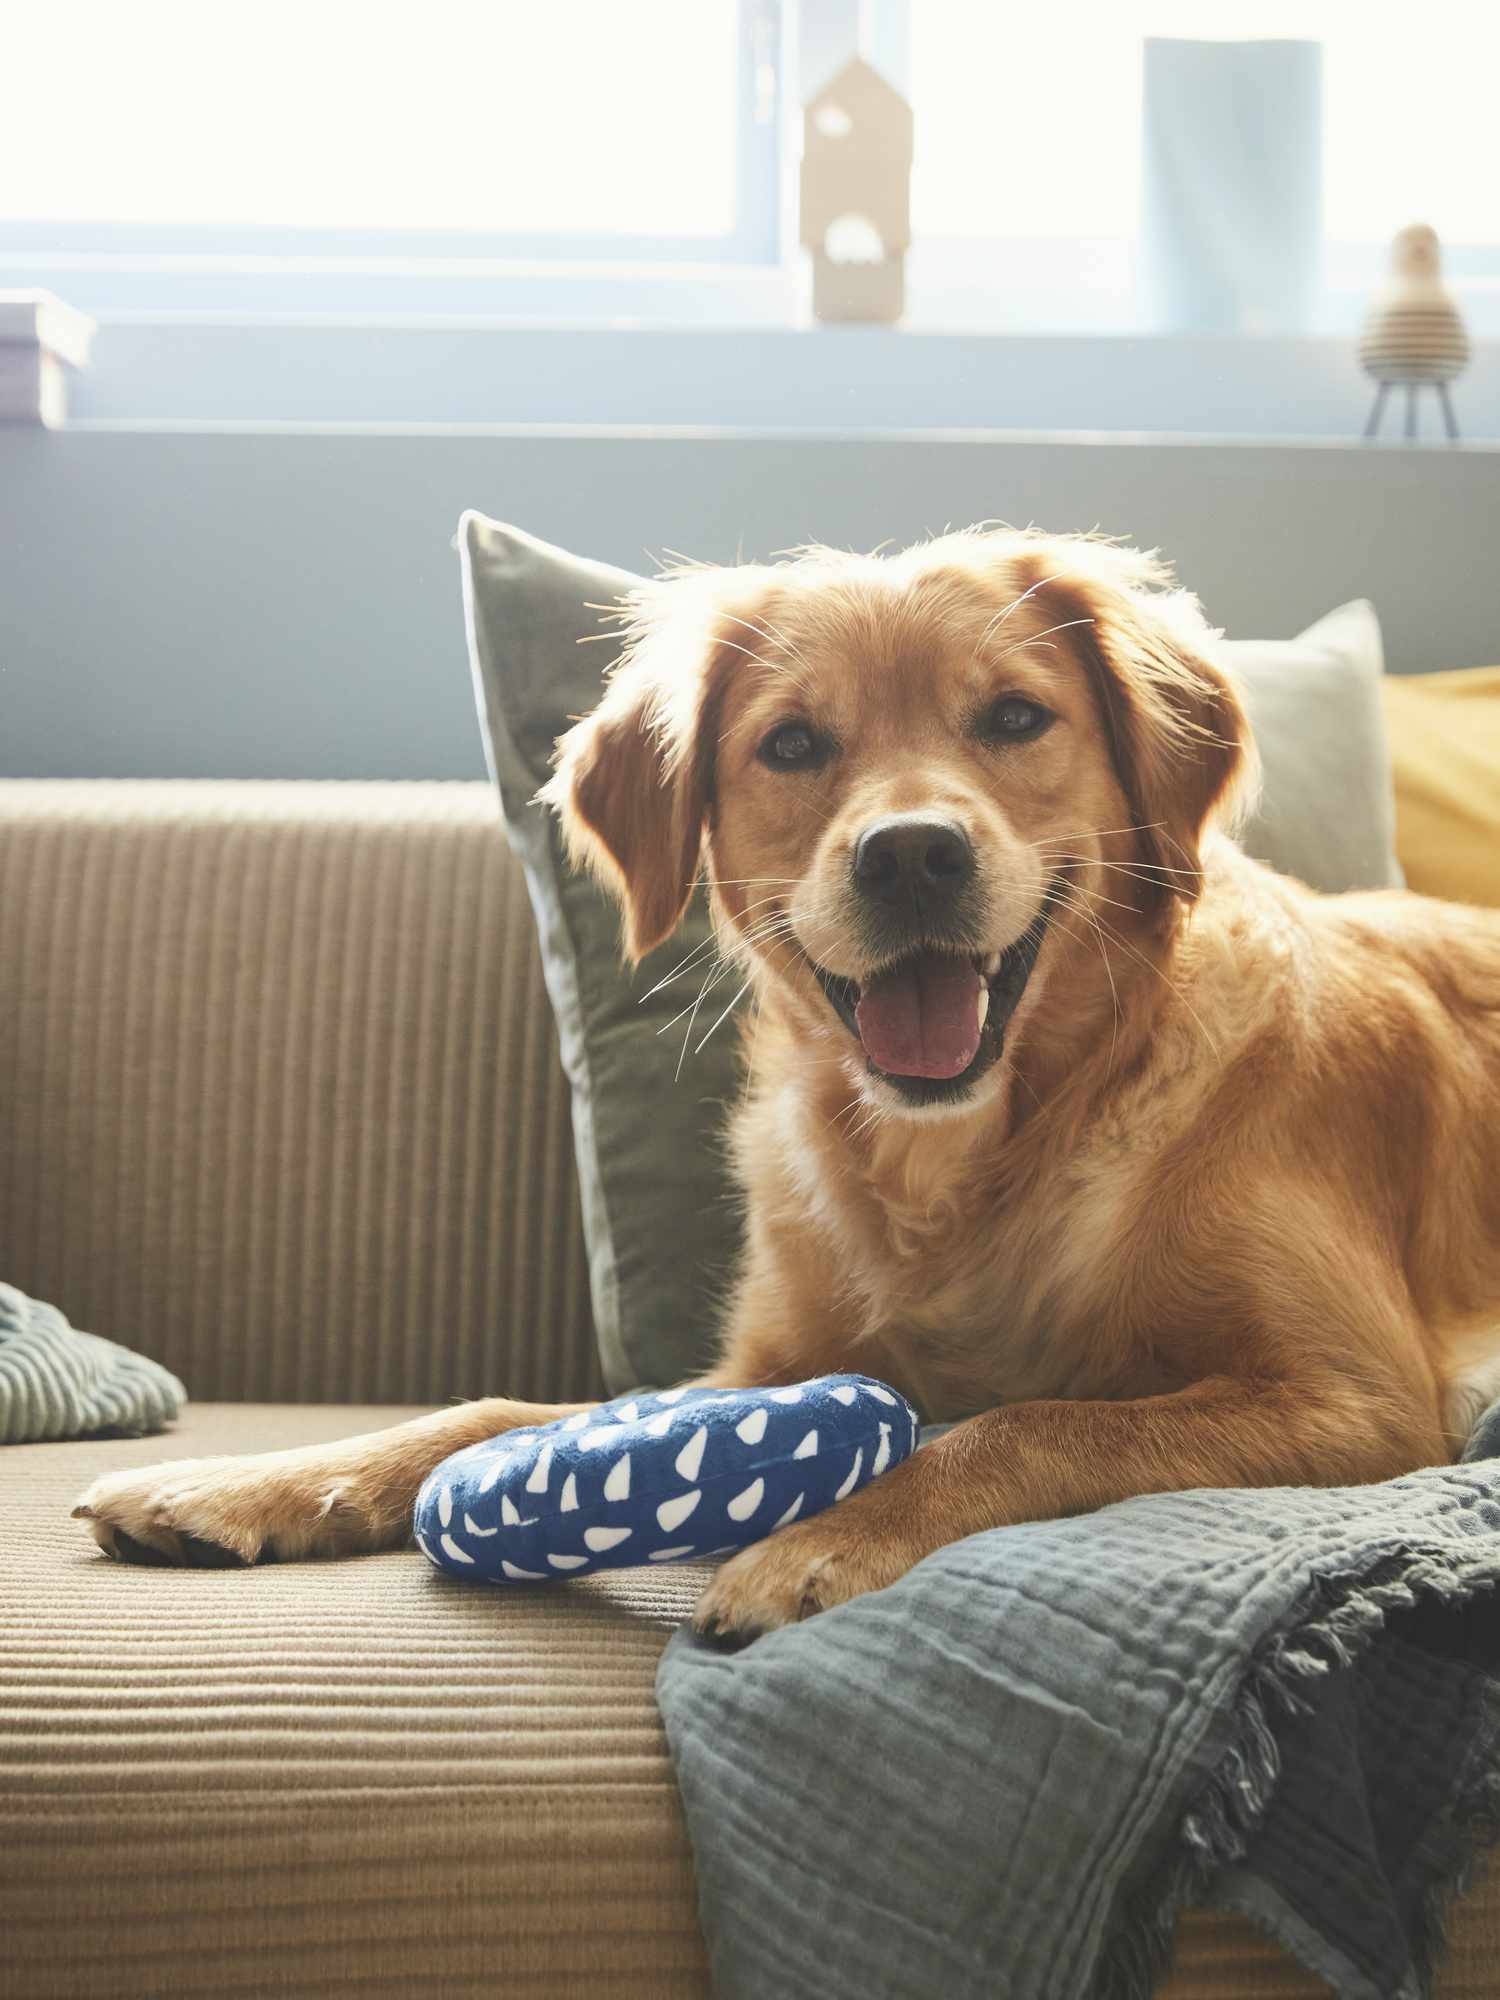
[1056,879,1145,919]
[1031,820,1170,847]
[992,617,1096,665]
[673,966,719,1083]
[658,958,737,1043]
[693,981,753,1056]
[637,896,789,1002]
[1033,838,1202,879]
[977,570,1064,644]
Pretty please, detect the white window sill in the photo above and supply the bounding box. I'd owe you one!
[48,315,1499,444]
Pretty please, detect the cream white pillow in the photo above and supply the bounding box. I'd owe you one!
[1221,600,1403,892]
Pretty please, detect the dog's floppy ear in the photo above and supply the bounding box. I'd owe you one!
[542,571,756,962]
[1029,545,1255,906]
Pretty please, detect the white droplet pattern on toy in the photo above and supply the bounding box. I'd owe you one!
[675,1425,707,1482]
[658,1490,701,1533]
[584,1525,632,1553]
[603,1453,632,1502]
[414,1375,923,1584]
[526,1442,553,1494]
[835,1449,863,1501]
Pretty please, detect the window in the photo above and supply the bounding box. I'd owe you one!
[3,0,1495,334]
[0,0,784,311]
[910,1,1500,331]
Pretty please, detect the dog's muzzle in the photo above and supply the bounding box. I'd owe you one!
[814,879,1059,1107]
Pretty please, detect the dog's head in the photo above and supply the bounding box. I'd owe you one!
[544,529,1252,1117]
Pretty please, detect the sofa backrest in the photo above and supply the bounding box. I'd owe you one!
[0,780,602,1405]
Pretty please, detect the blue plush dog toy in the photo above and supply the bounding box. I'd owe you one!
[414,1373,919,1582]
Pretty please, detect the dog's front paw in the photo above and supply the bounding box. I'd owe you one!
[71,1447,402,1567]
[692,1518,914,1643]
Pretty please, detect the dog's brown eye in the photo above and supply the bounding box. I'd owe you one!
[758,722,827,770]
[981,696,1053,742]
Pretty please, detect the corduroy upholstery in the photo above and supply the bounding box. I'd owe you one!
[0,781,598,1407]
[2,780,1495,1998]
[2,1405,713,1999]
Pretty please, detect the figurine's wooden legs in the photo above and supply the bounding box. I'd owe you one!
[1363,382,1459,443]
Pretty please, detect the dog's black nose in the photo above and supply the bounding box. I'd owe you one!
[853,815,974,911]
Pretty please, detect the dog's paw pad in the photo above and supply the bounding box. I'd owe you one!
[180,1534,249,1569]
[111,1528,176,1567]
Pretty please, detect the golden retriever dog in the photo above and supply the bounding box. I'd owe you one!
[73,528,1500,1640]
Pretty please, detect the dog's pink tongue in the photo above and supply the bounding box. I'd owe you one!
[855,953,982,1079]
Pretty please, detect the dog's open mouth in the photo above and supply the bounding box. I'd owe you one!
[813,888,1057,1100]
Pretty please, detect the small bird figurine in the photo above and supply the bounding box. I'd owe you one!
[1360,223,1470,439]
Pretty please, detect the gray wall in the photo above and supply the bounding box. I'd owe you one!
[3,423,1498,779]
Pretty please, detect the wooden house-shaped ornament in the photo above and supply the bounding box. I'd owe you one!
[800,58,913,324]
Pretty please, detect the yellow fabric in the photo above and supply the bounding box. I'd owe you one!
[1382,668,1500,907]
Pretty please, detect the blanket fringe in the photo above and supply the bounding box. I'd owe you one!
[1095,1545,1500,2000]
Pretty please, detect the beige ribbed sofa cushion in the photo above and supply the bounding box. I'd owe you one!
[4,1404,712,1999]
[0,781,599,1406]
[5,1408,1496,1998]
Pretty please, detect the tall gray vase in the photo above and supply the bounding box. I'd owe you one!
[1142,38,1323,335]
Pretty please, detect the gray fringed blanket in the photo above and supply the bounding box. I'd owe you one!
[658,1407,1500,2000]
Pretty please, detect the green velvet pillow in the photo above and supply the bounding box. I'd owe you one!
[459,514,739,1395]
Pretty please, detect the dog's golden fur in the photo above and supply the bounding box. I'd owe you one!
[74,530,1500,1638]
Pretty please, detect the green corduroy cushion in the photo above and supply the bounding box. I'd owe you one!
[0,1283,187,1444]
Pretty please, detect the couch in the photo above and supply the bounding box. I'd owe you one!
[2,778,1495,1998]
